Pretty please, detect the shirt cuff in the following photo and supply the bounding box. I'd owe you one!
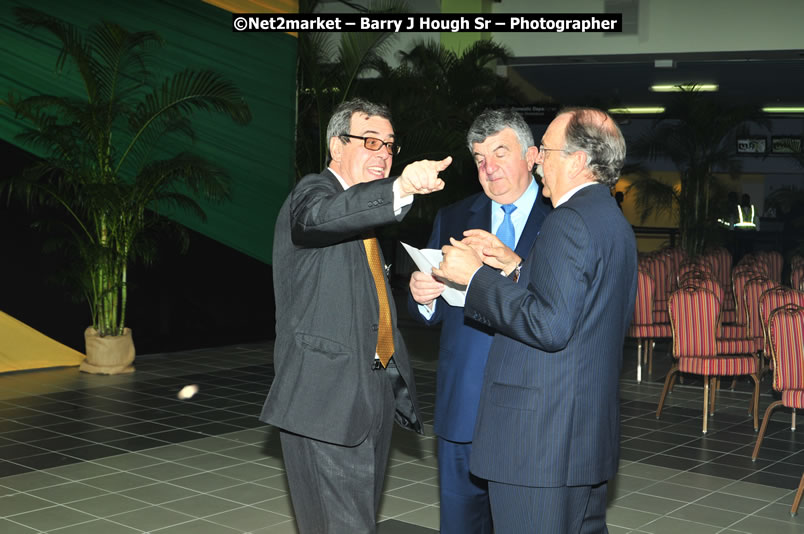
[418,301,436,320]
[393,179,414,215]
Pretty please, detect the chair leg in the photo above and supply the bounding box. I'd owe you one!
[669,372,679,393]
[730,376,738,390]
[792,472,804,516]
[636,341,642,384]
[703,376,711,434]
[656,364,679,419]
[793,408,797,431]
[752,400,783,461]
[709,377,718,416]
[749,373,760,430]
[648,340,655,375]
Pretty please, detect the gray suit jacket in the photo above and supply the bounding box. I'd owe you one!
[260,169,423,446]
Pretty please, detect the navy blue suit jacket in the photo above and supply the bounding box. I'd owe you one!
[407,186,551,442]
[465,183,637,487]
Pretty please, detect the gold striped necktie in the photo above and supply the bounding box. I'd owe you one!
[363,237,394,367]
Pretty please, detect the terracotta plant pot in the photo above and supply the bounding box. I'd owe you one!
[80,326,135,374]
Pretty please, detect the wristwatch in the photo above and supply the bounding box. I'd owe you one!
[511,262,522,283]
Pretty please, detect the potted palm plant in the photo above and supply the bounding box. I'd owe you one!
[1,8,251,374]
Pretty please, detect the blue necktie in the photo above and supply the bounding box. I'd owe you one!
[496,204,517,249]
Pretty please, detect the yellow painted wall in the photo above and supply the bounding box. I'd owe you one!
[615,172,767,253]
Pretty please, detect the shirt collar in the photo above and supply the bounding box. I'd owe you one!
[329,167,350,190]
[555,181,596,207]
[490,177,539,212]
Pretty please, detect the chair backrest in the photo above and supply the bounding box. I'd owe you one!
[669,287,719,358]
[768,304,804,392]
[677,260,713,286]
[792,265,804,293]
[633,270,655,325]
[679,275,724,303]
[744,276,778,344]
[758,251,783,284]
[646,255,671,304]
[703,247,732,291]
[759,287,804,354]
[732,270,764,324]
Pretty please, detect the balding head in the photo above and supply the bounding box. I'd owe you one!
[559,107,626,187]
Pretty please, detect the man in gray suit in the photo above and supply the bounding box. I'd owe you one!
[260,98,451,533]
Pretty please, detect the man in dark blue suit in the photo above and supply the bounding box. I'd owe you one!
[434,108,637,533]
[408,109,551,534]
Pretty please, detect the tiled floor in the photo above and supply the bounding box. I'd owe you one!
[1,322,803,533]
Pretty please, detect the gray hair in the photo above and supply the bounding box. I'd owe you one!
[559,107,626,187]
[326,98,393,161]
[466,108,534,158]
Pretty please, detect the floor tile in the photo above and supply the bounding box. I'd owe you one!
[28,481,108,504]
[204,506,289,531]
[68,492,152,517]
[0,518,44,533]
[160,493,244,517]
[636,515,723,533]
[604,505,661,530]
[612,492,686,515]
[729,514,804,534]
[0,493,56,518]
[9,504,97,531]
[668,502,748,527]
[118,482,201,505]
[149,518,243,533]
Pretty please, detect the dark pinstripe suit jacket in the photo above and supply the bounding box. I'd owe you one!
[406,188,551,443]
[464,183,637,487]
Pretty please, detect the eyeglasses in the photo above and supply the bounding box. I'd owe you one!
[539,143,565,155]
[341,134,400,156]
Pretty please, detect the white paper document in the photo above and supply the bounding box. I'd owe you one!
[401,242,467,307]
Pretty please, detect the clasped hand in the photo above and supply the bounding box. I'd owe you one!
[431,230,522,286]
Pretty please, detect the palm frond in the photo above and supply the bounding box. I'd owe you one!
[627,177,678,224]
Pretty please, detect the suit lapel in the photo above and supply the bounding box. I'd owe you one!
[467,194,492,232]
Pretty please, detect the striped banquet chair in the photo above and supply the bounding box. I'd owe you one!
[627,270,672,383]
[793,264,804,292]
[657,286,760,434]
[749,305,804,516]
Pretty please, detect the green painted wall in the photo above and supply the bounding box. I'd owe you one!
[0,0,296,264]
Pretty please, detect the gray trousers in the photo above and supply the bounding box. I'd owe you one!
[279,366,395,534]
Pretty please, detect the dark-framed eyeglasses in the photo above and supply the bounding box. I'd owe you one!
[341,134,400,156]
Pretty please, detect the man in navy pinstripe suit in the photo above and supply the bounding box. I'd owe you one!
[408,109,551,534]
[433,108,637,533]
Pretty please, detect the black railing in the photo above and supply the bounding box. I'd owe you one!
[632,226,679,248]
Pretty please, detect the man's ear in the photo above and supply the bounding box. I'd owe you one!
[569,150,587,179]
[329,136,343,162]
[525,145,539,171]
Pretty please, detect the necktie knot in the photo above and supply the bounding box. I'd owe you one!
[496,204,517,249]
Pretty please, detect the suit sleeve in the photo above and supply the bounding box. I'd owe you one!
[289,175,407,248]
[464,208,589,351]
